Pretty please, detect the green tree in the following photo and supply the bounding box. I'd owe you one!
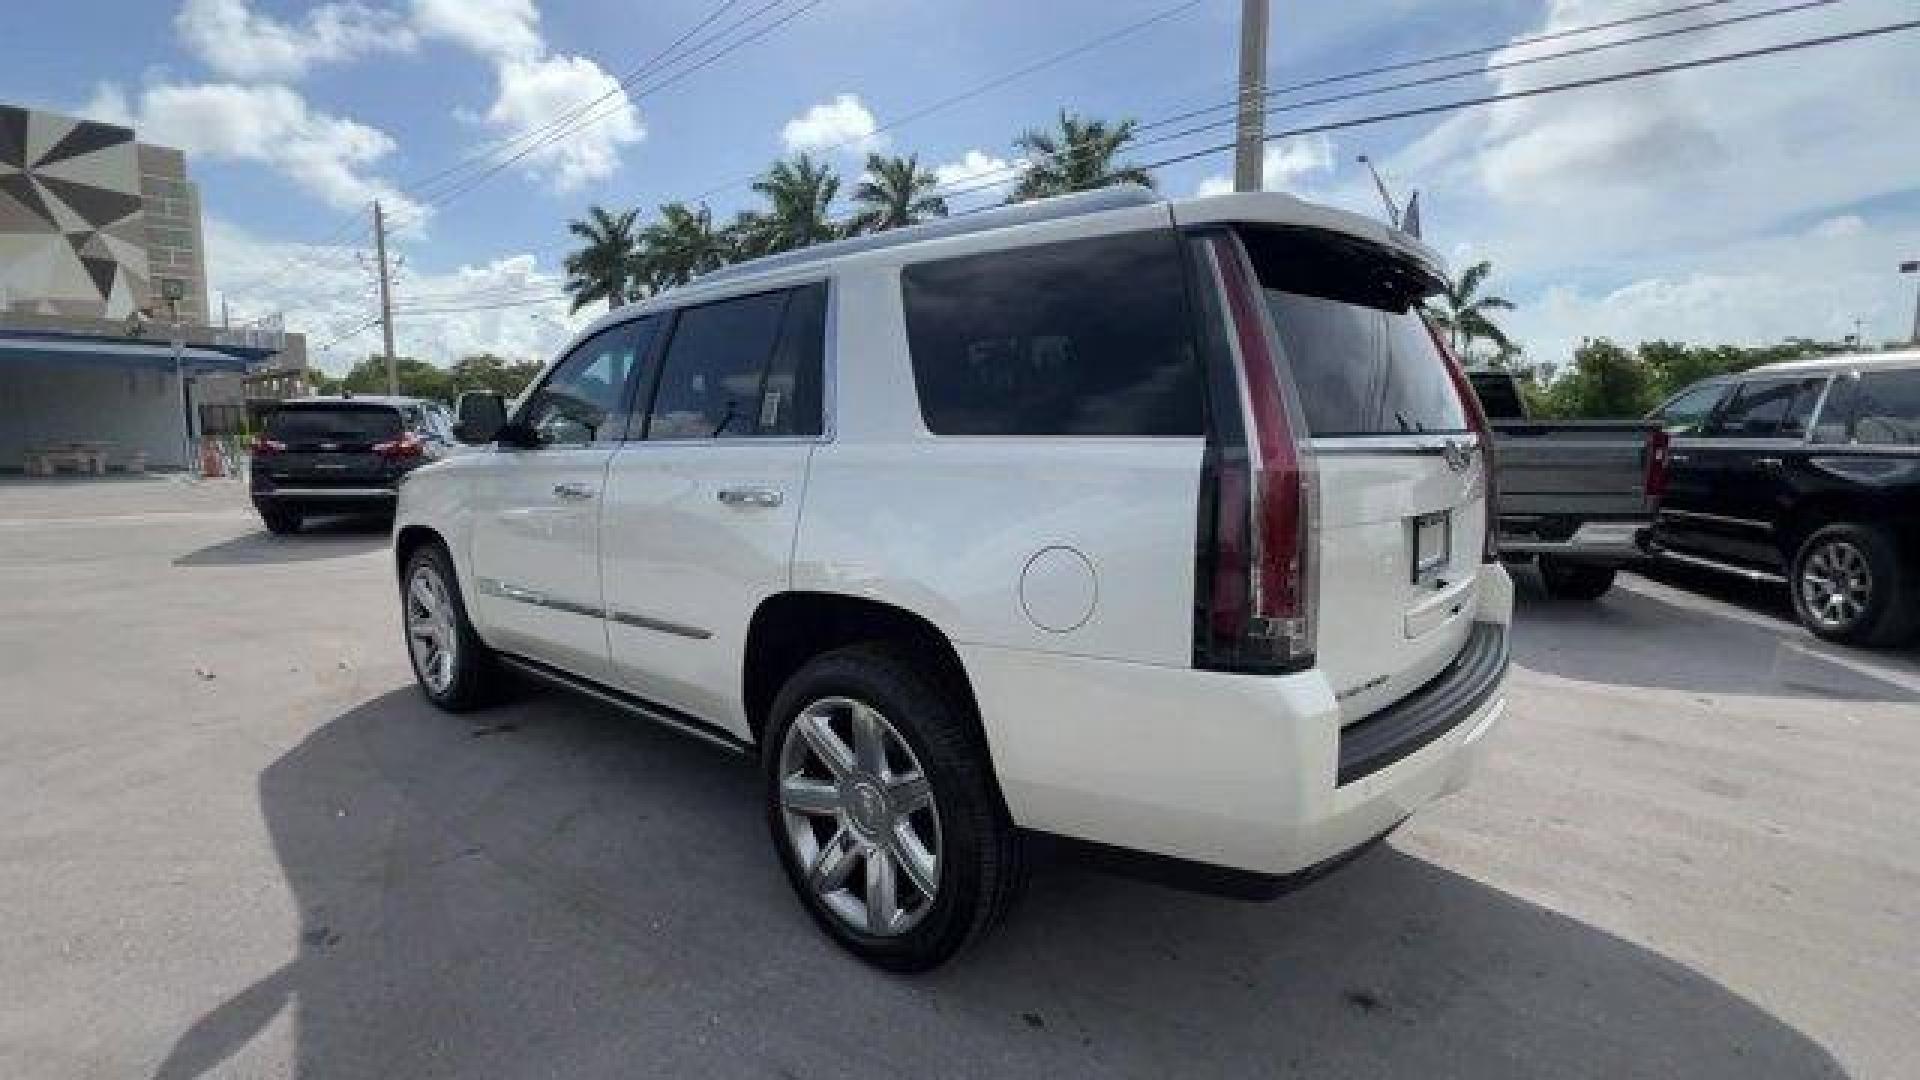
[1426,260,1515,356]
[562,204,641,313]
[1009,112,1154,202]
[1546,338,1658,418]
[850,153,947,233]
[448,353,545,398]
[639,201,730,288]
[751,154,842,253]
[335,355,455,401]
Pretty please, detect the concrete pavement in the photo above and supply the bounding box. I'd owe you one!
[1,478,1915,1078]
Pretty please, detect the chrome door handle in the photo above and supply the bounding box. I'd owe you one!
[1669,453,1692,464]
[716,486,783,508]
[553,482,596,500]
[1756,457,1783,469]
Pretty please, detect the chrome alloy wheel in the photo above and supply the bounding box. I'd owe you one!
[405,562,459,695]
[778,697,942,936]
[1800,539,1873,630]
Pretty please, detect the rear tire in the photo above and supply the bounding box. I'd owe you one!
[1538,556,1617,601]
[260,507,302,534]
[1790,523,1916,647]
[401,543,504,711]
[763,643,1023,972]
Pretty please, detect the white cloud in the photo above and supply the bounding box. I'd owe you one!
[176,0,415,81]
[933,149,1021,195]
[482,54,645,192]
[1195,135,1336,198]
[411,0,543,60]
[1362,0,1920,361]
[87,81,427,224]
[207,218,584,374]
[781,94,887,157]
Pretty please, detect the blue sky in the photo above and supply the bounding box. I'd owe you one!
[7,0,1918,372]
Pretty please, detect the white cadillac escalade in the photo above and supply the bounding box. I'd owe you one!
[393,186,1512,970]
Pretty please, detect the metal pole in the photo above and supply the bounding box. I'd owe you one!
[1902,261,1920,345]
[1233,0,1270,192]
[171,302,192,477]
[1357,154,1400,228]
[373,200,398,395]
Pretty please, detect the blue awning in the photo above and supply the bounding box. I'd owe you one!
[0,334,250,374]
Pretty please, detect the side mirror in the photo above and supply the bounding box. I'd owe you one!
[454,391,507,444]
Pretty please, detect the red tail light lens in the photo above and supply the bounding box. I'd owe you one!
[1426,317,1499,562]
[250,435,286,455]
[1644,427,1670,505]
[373,432,425,460]
[1194,232,1316,673]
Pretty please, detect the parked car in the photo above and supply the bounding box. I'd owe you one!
[250,396,456,533]
[1467,369,1667,600]
[392,186,1513,970]
[1648,350,1920,645]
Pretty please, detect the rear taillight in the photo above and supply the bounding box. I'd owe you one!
[250,435,285,455]
[1426,318,1499,562]
[373,432,425,460]
[1194,232,1316,673]
[1644,428,1670,506]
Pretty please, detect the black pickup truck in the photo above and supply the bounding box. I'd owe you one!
[1647,352,1920,646]
[1469,370,1667,601]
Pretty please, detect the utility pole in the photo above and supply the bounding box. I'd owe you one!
[1901,260,1920,345]
[1233,0,1270,192]
[373,200,398,395]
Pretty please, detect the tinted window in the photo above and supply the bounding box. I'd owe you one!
[1469,371,1525,420]
[1708,377,1822,438]
[1244,227,1464,437]
[647,284,824,440]
[1851,369,1920,445]
[267,405,401,444]
[521,319,656,445]
[901,230,1203,436]
[1654,382,1730,435]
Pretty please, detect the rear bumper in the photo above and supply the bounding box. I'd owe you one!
[1498,515,1651,563]
[252,486,398,512]
[960,562,1514,884]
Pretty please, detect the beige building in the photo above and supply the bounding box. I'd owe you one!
[1,102,303,472]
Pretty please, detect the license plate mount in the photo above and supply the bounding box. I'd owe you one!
[1411,510,1452,583]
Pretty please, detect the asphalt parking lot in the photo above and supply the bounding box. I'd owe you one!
[3,478,1917,1079]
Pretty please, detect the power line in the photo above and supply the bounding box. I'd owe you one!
[920,0,1849,205]
[688,0,1207,202]
[1038,16,1920,201]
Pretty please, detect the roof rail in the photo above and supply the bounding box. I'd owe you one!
[695,184,1162,286]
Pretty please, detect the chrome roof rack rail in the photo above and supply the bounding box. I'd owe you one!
[694,184,1161,286]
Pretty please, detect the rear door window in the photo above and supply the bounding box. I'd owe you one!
[1654,383,1730,435]
[1240,227,1464,437]
[900,230,1203,436]
[644,282,827,440]
[1850,369,1920,445]
[267,405,402,445]
[1706,378,1823,438]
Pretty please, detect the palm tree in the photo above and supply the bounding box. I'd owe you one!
[1009,111,1154,203]
[752,154,841,253]
[850,153,947,233]
[639,201,729,288]
[562,205,639,313]
[1426,260,1516,354]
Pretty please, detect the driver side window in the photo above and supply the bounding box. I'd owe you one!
[520,319,657,446]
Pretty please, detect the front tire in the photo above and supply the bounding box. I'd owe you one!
[401,543,503,711]
[1538,556,1617,601]
[260,506,302,534]
[763,644,1023,972]
[1790,523,1916,646]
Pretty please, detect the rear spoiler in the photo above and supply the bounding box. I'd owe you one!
[1173,192,1446,280]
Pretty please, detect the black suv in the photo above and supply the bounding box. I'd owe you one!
[1648,352,1920,645]
[250,396,455,534]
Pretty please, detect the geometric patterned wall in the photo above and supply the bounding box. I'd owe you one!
[0,105,151,319]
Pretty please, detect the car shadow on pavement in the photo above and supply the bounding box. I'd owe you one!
[1512,566,1920,702]
[172,516,391,567]
[153,686,1844,1079]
